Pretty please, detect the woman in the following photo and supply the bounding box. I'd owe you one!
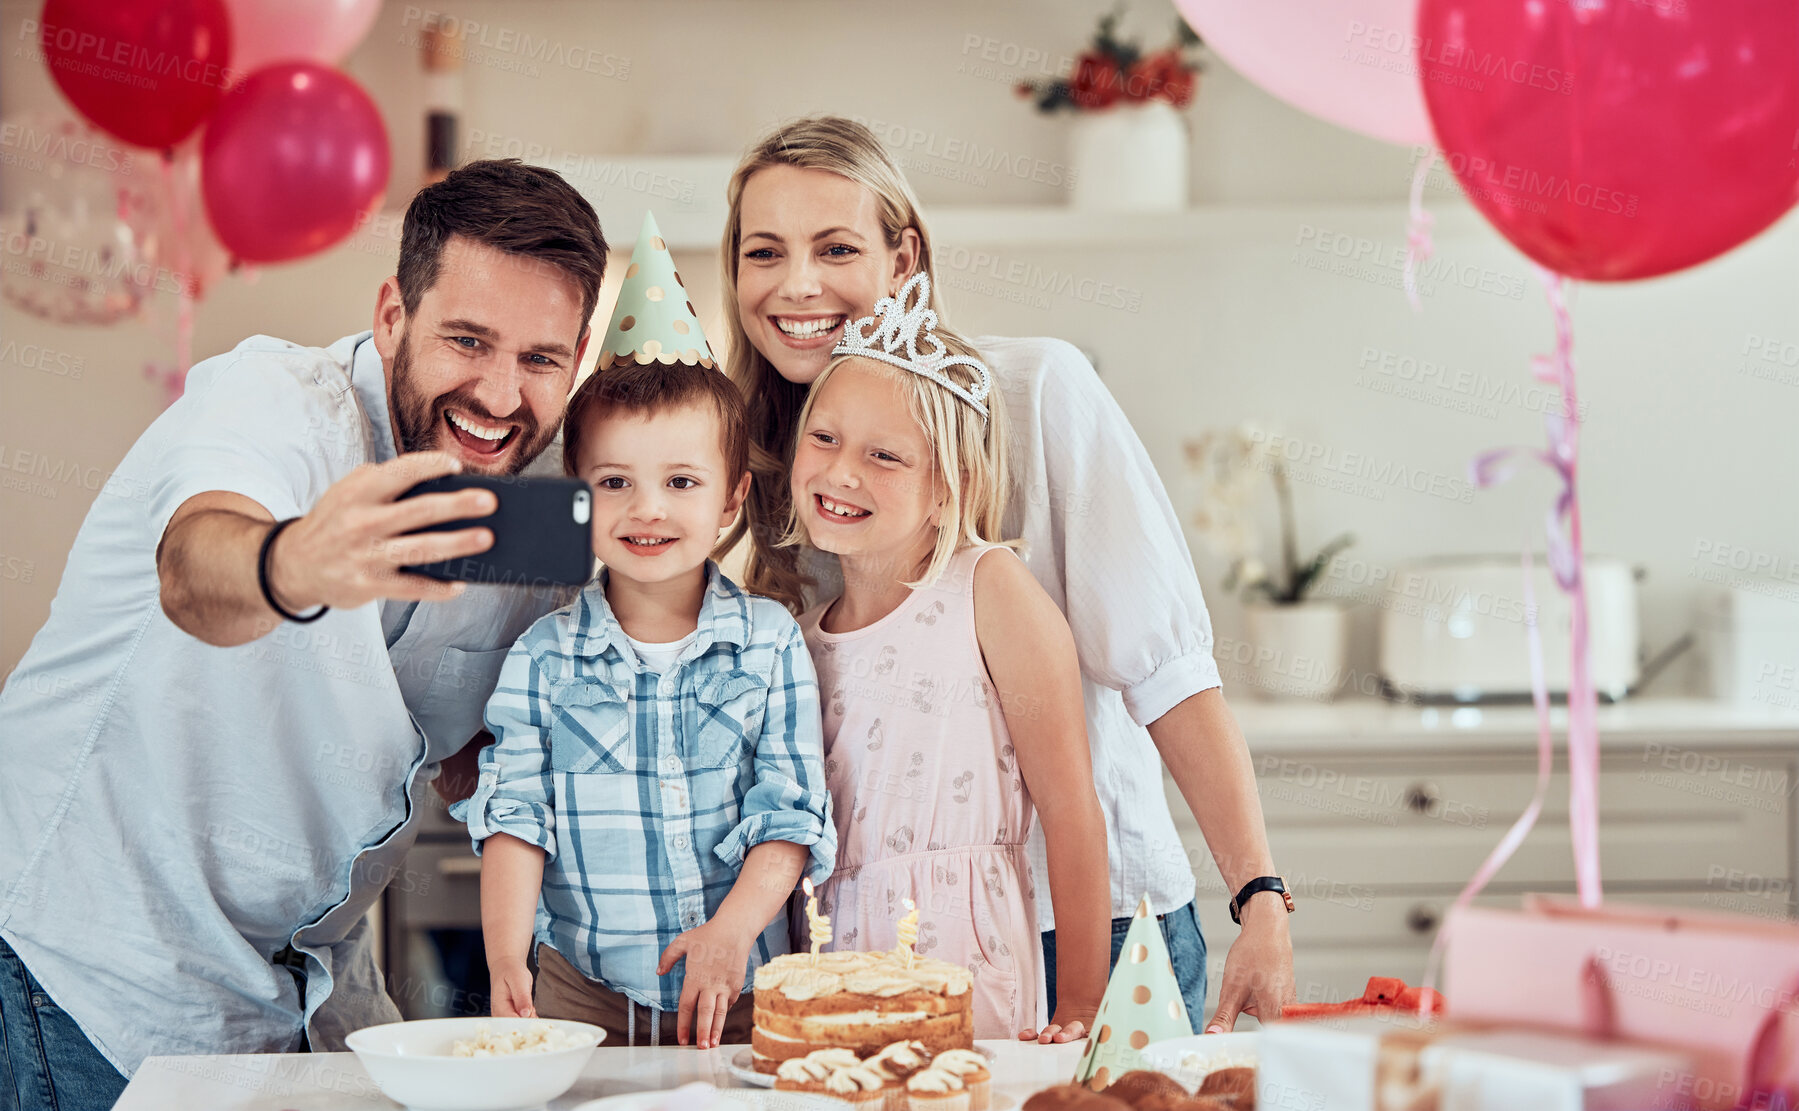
[717,117,1295,1038]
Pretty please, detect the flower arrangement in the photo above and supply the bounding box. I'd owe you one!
[1017,8,1204,113]
[1184,424,1355,604]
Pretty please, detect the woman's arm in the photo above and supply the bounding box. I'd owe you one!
[1149,690,1294,1029]
[973,548,1109,1043]
[1011,339,1293,1029]
[481,832,547,1017]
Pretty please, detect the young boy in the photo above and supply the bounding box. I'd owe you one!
[452,214,833,1049]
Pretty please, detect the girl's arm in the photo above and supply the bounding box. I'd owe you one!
[973,548,1110,1043]
[482,832,547,1017]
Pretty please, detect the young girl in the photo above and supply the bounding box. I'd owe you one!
[720,116,1294,1036]
[786,273,1109,1042]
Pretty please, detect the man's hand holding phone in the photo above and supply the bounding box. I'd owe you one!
[264,452,497,612]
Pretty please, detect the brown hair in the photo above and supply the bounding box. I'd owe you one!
[561,364,751,506]
[718,116,977,612]
[398,159,608,326]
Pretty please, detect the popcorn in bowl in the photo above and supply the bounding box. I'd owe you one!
[450,1022,593,1057]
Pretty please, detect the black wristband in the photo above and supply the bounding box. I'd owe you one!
[1229,876,1295,925]
[258,517,329,624]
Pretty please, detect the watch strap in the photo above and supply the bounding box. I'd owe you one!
[1230,875,1294,925]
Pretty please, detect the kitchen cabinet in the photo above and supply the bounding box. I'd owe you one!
[1168,697,1799,1012]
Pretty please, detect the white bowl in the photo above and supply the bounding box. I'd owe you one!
[345,1016,604,1111]
[1136,1032,1260,1090]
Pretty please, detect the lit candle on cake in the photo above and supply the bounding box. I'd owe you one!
[896,898,919,968]
[802,877,831,961]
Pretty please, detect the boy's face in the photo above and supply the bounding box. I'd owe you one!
[572,401,751,586]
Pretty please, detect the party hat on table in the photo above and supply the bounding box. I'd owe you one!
[1072,895,1194,1091]
[595,211,716,371]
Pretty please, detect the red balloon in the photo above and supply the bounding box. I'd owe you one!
[200,63,389,264]
[1417,0,1799,281]
[39,0,232,150]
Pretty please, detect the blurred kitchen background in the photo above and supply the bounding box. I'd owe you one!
[3,0,1794,1019]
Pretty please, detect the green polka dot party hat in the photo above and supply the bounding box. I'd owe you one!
[595,211,716,372]
[1072,895,1194,1091]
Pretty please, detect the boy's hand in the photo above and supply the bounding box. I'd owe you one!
[490,960,536,1018]
[656,919,752,1049]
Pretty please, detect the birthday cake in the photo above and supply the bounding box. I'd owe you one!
[750,949,975,1072]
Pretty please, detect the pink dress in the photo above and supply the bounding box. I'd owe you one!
[799,544,1044,1038]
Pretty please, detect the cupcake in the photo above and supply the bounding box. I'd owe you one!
[906,1065,970,1111]
[775,1049,864,1094]
[867,1040,933,1111]
[825,1064,892,1111]
[1022,1085,1128,1111]
[868,1040,934,1079]
[1101,1072,1187,1109]
[925,1049,991,1111]
[1196,1068,1255,1109]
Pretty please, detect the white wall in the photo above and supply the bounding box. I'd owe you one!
[5,0,1795,688]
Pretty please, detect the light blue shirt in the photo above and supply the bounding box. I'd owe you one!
[453,564,833,1010]
[0,332,565,1075]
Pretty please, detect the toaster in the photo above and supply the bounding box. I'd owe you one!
[1376,555,1642,703]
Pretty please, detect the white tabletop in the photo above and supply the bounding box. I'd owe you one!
[115,1038,1086,1111]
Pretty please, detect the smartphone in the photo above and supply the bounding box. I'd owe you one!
[399,474,594,587]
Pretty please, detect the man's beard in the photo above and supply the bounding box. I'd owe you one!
[388,331,555,475]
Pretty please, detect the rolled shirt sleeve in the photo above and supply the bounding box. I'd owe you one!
[713,620,835,885]
[1010,338,1223,726]
[146,338,357,541]
[454,642,558,858]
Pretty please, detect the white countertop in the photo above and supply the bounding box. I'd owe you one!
[115,1039,1085,1111]
[1227,696,1799,753]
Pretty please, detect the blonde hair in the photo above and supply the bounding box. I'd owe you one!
[719,115,984,611]
[779,354,1015,591]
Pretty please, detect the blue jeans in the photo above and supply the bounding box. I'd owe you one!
[1041,900,1207,1029]
[1,935,128,1111]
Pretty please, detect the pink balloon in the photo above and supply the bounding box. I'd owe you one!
[200,62,389,264]
[1175,0,1434,146]
[225,0,381,75]
[1418,0,1799,282]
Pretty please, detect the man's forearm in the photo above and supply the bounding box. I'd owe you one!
[157,503,284,647]
[1148,687,1277,893]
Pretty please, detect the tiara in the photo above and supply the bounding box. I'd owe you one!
[832,273,992,423]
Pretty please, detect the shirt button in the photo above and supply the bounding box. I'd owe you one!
[663,755,680,773]
[683,912,699,928]
[659,678,675,696]
[674,834,690,850]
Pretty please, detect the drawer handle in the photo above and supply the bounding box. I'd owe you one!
[1402,781,1440,815]
[436,857,482,877]
[1406,904,1440,935]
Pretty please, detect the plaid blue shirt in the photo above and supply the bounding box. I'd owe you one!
[452,563,833,1010]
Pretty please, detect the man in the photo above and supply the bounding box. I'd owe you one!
[0,160,606,1106]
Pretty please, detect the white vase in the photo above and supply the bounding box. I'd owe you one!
[1067,100,1189,212]
[1241,602,1351,702]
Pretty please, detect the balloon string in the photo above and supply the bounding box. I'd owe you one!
[1420,542,1556,1016]
[1403,149,1437,311]
[1465,268,1603,913]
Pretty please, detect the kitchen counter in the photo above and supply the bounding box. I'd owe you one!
[114,1038,1086,1110]
[1229,695,1799,753]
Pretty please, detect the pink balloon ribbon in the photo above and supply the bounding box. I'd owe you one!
[1420,269,1605,1015]
[1421,543,1556,1015]
[1465,268,1603,908]
[1403,149,1436,312]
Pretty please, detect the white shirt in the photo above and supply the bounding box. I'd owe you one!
[0,332,565,1074]
[805,335,1221,927]
[624,629,699,674]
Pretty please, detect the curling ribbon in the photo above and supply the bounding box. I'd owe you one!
[1423,268,1605,1013]
[1403,149,1436,311]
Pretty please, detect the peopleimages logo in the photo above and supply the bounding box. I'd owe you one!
[18,17,242,92]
